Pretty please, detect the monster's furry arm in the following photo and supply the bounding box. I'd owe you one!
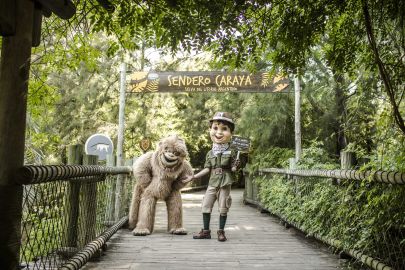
[172,160,194,190]
[132,152,153,189]
[181,167,210,184]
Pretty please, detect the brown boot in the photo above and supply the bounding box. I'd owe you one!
[217,229,227,242]
[193,229,211,239]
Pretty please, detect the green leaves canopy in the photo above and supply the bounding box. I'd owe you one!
[89,0,404,134]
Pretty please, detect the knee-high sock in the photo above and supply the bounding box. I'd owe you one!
[203,213,211,230]
[219,214,227,230]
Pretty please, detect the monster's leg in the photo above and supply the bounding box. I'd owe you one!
[132,190,157,236]
[166,190,187,235]
[128,184,142,230]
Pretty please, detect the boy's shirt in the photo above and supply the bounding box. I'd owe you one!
[204,149,237,187]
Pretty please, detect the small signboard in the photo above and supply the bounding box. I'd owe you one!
[85,134,114,161]
[139,137,151,153]
[231,136,250,153]
[127,71,289,93]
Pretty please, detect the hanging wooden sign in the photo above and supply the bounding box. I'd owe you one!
[127,71,289,93]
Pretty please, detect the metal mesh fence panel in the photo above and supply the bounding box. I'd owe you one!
[19,172,133,269]
[20,181,69,269]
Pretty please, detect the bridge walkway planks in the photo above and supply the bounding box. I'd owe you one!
[82,189,350,270]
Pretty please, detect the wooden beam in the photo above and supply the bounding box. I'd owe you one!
[0,0,16,36]
[32,4,43,47]
[0,0,34,268]
[35,0,76,20]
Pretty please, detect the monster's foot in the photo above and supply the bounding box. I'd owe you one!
[170,227,187,235]
[132,228,151,236]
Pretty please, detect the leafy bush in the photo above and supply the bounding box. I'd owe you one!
[248,147,294,174]
[251,141,405,269]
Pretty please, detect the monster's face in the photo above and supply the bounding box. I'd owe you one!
[210,121,232,144]
[158,135,188,168]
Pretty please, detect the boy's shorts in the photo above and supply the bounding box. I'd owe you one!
[201,185,232,214]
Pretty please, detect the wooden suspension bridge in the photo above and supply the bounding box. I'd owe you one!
[82,190,349,270]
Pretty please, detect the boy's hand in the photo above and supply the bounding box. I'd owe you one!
[181,175,194,183]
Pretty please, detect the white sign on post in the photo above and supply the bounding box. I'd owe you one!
[85,134,114,161]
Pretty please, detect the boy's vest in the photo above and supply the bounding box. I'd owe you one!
[204,149,236,187]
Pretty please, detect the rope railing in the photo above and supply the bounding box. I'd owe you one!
[60,216,128,270]
[244,167,405,270]
[16,165,132,184]
[259,168,405,184]
[18,149,135,270]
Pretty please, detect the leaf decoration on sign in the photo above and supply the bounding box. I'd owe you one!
[272,75,289,92]
[146,79,159,92]
[261,72,270,87]
[128,72,148,92]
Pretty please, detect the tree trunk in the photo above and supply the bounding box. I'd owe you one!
[333,72,348,156]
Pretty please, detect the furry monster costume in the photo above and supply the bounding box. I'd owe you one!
[128,135,193,236]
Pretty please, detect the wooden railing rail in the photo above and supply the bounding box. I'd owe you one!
[16,165,132,184]
[259,168,405,184]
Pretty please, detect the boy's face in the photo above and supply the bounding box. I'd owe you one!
[210,121,232,144]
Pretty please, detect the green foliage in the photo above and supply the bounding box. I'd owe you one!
[24,0,404,161]
[14,2,405,269]
[238,93,295,153]
[296,141,338,169]
[252,142,405,268]
[249,147,294,174]
[88,0,405,134]
[17,2,405,268]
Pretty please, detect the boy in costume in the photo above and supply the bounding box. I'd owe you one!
[183,112,240,241]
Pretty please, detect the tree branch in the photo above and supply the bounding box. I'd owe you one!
[362,0,405,135]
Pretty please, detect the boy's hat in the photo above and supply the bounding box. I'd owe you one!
[209,112,234,124]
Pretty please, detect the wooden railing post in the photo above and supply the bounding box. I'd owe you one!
[289,157,300,195]
[65,145,83,251]
[252,174,259,203]
[288,158,296,180]
[337,151,356,185]
[104,154,116,226]
[0,0,34,268]
[244,168,253,202]
[340,151,355,169]
[82,154,98,245]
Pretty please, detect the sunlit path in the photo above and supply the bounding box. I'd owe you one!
[82,189,349,270]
